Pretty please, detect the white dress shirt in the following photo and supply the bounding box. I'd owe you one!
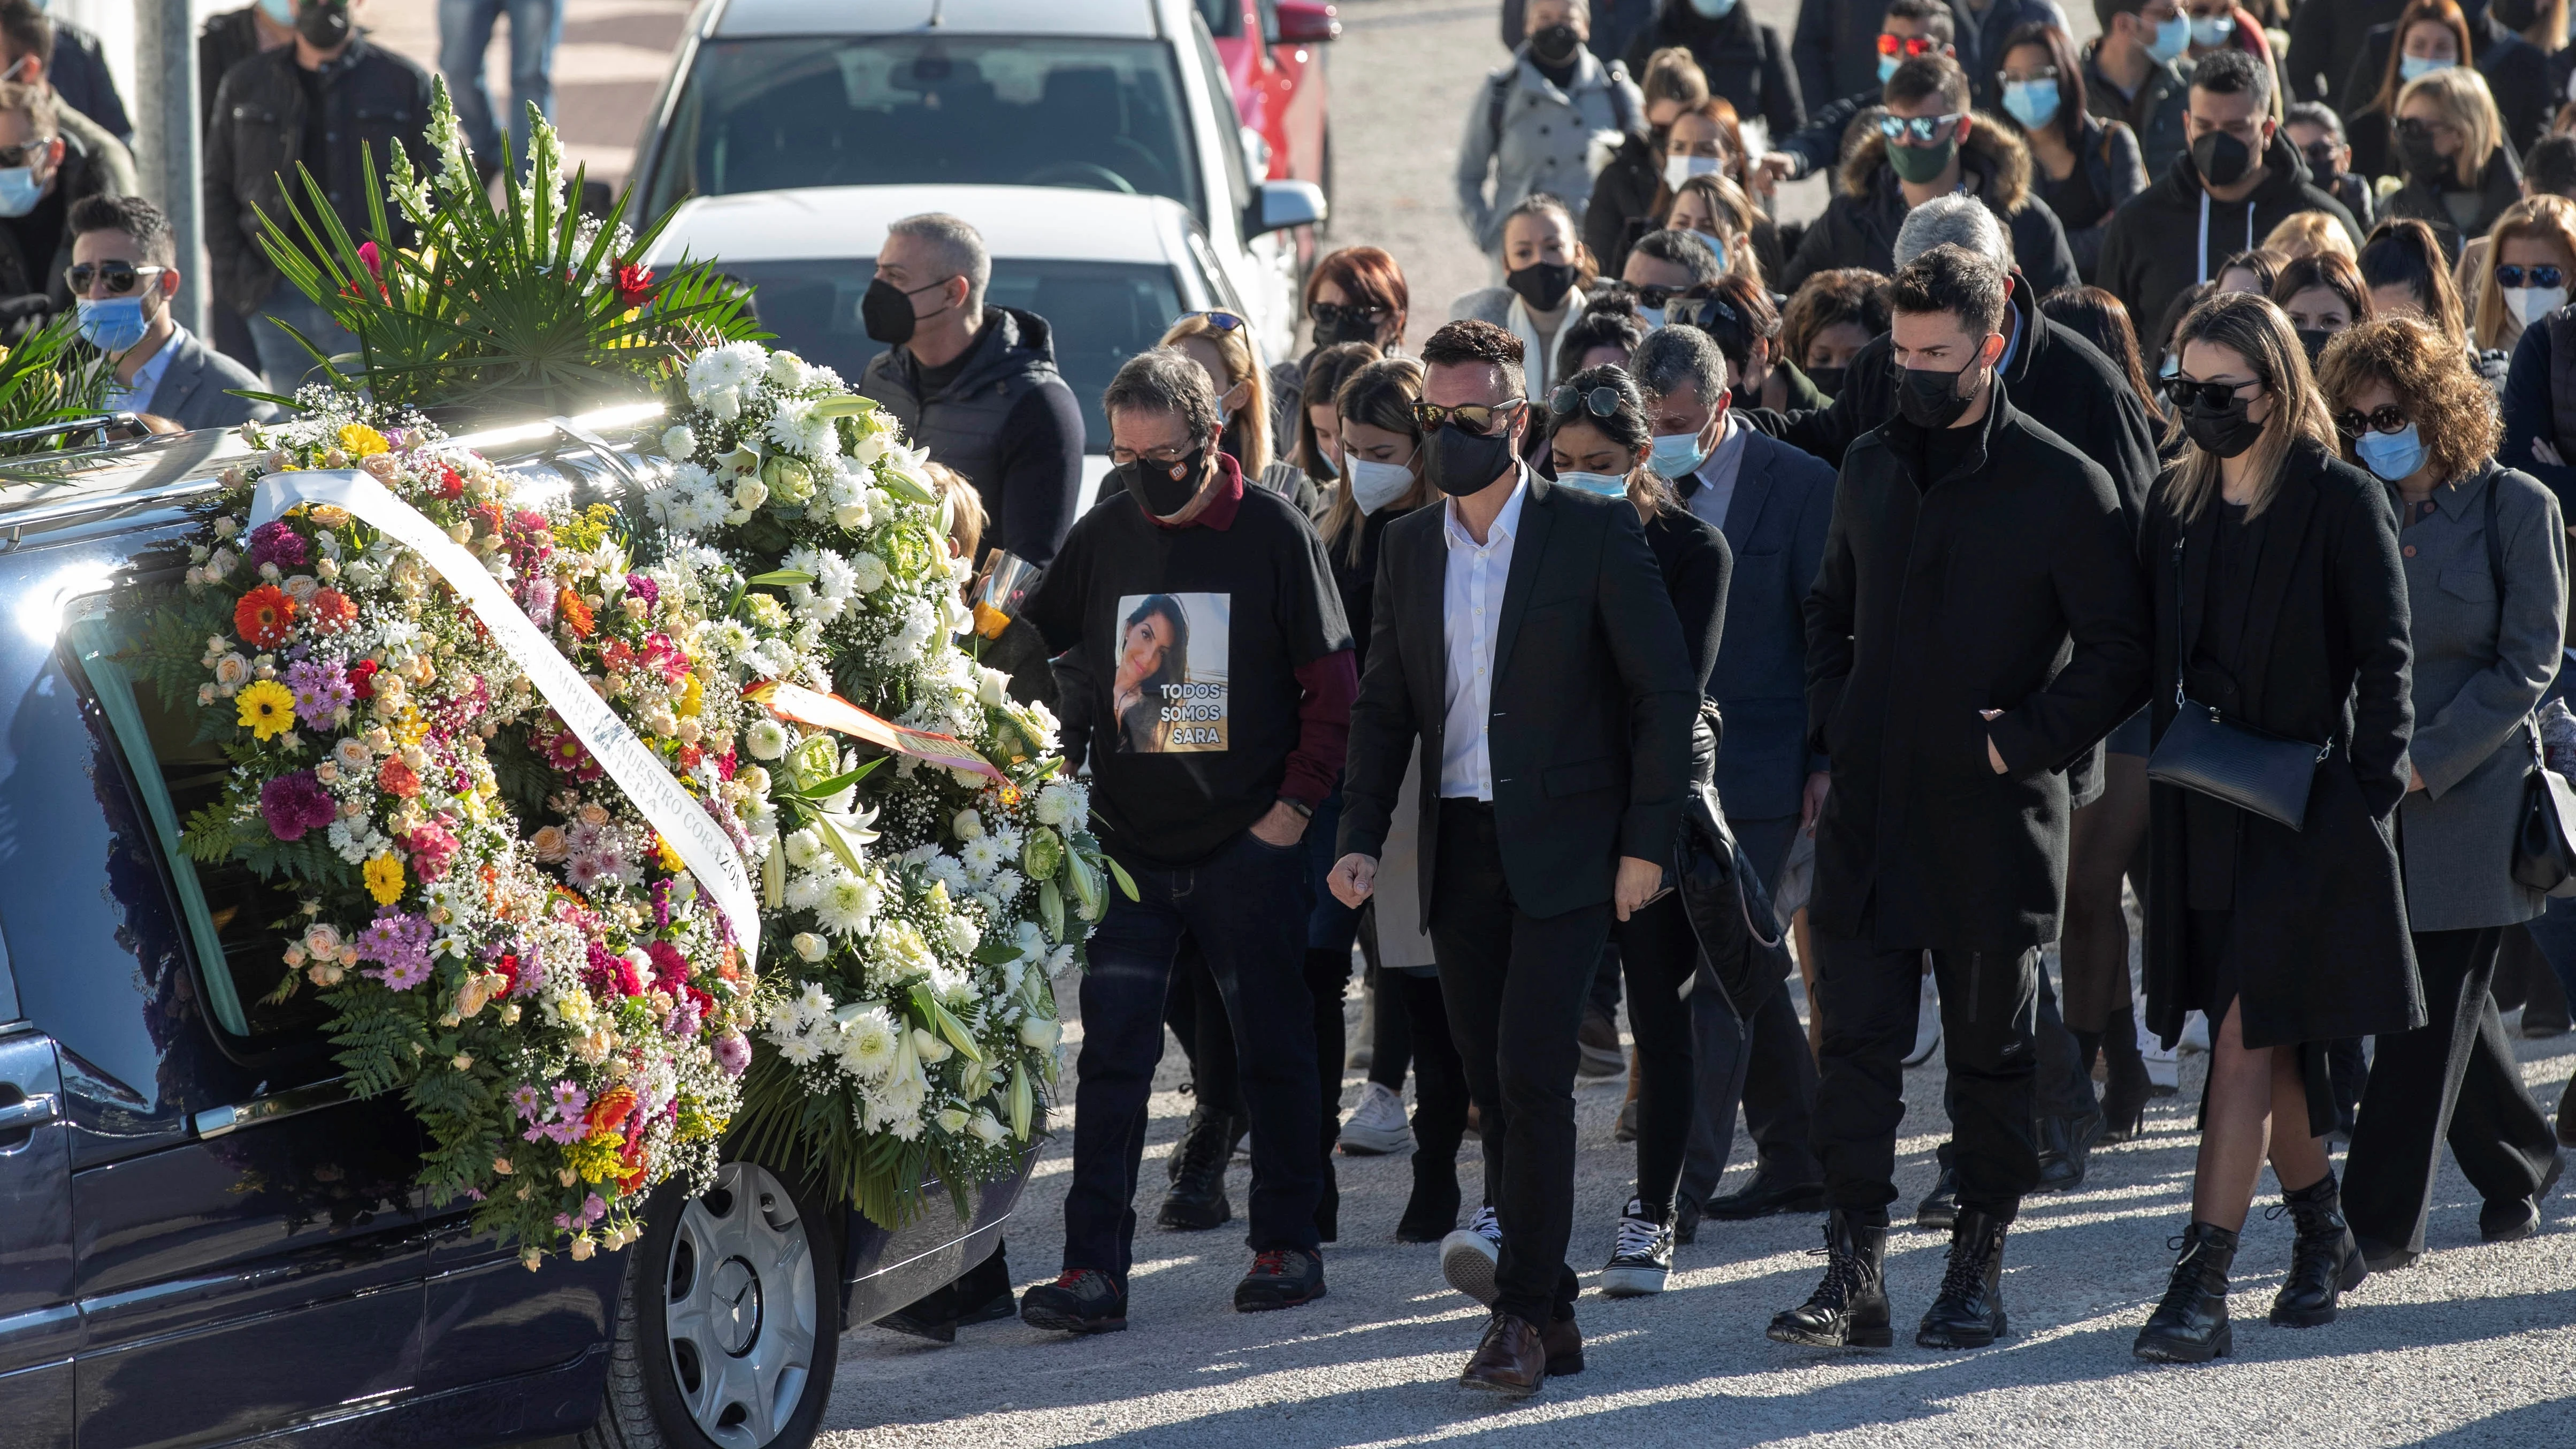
[1439,466,1529,799]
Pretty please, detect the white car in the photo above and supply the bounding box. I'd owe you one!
[627,0,1325,365]
[645,183,1257,503]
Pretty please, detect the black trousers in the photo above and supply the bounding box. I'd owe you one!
[1811,931,2041,1222]
[1391,970,1473,1191]
[1679,813,1822,1203]
[2344,925,2560,1258]
[1617,891,1700,1221]
[1428,798,1612,1326]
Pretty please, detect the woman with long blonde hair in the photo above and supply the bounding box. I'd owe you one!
[2380,66,2518,263]
[2465,195,2576,354]
[2131,289,2418,1363]
[1159,310,1312,506]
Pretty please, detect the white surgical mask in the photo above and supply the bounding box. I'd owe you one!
[1664,153,1723,191]
[1343,453,1418,514]
[1555,469,1631,498]
[2506,285,2569,326]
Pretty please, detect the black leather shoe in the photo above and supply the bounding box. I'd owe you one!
[2035,1110,2103,1194]
[1767,1210,1893,1348]
[1916,1209,2008,1348]
[2133,1222,2237,1362]
[2481,1152,2563,1243]
[2269,1172,2365,1328]
[1915,1164,1959,1231]
[1704,1172,1828,1221]
[1159,1104,1235,1231]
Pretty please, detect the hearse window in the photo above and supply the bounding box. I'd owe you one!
[64,591,322,1043]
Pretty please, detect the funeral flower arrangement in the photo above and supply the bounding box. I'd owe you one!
[644,340,1122,1224]
[124,403,760,1262]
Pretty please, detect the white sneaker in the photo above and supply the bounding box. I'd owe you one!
[1338,1080,1414,1157]
[1902,971,1942,1066]
[2178,1010,2212,1054]
[1599,1197,1674,1297]
[1440,1207,1503,1306]
[2139,1014,2180,1094]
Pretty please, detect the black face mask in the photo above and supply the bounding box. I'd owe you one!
[2191,129,2254,189]
[2303,142,2341,183]
[2397,127,2450,185]
[297,0,353,49]
[1423,421,1518,496]
[2295,327,2334,365]
[1895,362,1977,429]
[1505,261,1577,312]
[1807,364,1848,398]
[2180,394,2266,459]
[1530,23,1581,64]
[1122,449,1209,516]
[861,276,953,346]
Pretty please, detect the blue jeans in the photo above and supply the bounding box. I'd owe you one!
[1303,788,1359,954]
[249,285,361,393]
[438,0,564,163]
[1063,830,1321,1282]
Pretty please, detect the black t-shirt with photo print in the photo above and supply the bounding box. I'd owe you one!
[1024,469,1351,868]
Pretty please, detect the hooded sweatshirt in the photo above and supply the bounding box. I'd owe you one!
[2096,128,2362,349]
[1776,112,2081,298]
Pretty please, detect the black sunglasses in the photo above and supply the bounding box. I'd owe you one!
[2162,375,2262,411]
[65,261,166,296]
[1309,301,1385,327]
[1550,383,1623,418]
[2496,264,2566,289]
[0,136,51,169]
[1632,284,1707,309]
[1878,111,1965,145]
[1669,294,1742,333]
[2334,404,2411,438]
[1412,399,1526,434]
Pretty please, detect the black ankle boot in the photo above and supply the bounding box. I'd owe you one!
[1767,1209,1892,1348]
[2270,1173,2365,1327]
[2100,1006,2151,1142]
[2134,1221,2238,1362]
[1916,1209,2008,1348]
[1158,1103,1235,1231]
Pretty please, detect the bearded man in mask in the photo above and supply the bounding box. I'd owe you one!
[1327,319,1695,1398]
[203,0,431,389]
[2098,48,2360,356]
[854,211,1084,566]
[1015,347,1356,1336]
[1774,244,2147,1354]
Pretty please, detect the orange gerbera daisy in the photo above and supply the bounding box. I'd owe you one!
[233,584,296,647]
[307,586,356,633]
[556,588,595,639]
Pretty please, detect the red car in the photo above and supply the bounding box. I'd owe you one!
[1199,0,1337,217]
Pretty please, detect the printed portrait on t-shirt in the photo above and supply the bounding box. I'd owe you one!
[1111,592,1229,752]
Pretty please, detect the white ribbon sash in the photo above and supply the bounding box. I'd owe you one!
[250,470,761,961]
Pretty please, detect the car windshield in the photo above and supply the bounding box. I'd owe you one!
[649,36,1204,222]
[721,257,1186,454]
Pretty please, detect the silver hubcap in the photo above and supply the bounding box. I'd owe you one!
[663,1162,817,1448]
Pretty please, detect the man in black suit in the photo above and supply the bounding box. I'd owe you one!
[1774,245,2148,1354]
[1331,318,1697,1399]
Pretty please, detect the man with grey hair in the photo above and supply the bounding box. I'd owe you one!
[1018,346,1358,1335]
[1629,318,1839,1231]
[858,211,1084,565]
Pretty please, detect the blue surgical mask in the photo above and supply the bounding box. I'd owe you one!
[1648,431,1710,479]
[1555,469,1631,498]
[1638,305,1667,329]
[2355,423,2427,482]
[2002,79,2061,129]
[75,294,149,353]
[2399,54,2452,82]
[2146,13,2191,63]
[1878,54,1901,83]
[1691,230,1729,268]
[1688,0,1740,17]
[0,165,43,218]
[2189,14,2235,48]
[258,0,296,21]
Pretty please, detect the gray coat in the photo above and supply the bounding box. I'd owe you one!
[1453,47,1644,256]
[146,327,278,431]
[2395,462,2567,933]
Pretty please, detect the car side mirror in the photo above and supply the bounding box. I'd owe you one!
[1274,1,1341,43]
[1246,179,1327,237]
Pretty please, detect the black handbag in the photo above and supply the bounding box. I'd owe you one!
[1673,774,1792,1023]
[2144,535,2330,830]
[2480,477,2576,896]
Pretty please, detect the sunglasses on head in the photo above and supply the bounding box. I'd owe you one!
[1550,383,1623,418]
[2162,375,2261,411]
[65,261,166,296]
[1190,310,1244,331]
[2334,404,2411,438]
[1412,399,1526,434]
[1669,294,1742,334]
[1878,112,1965,145]
[1877,33,1941,59]
[1309,301,1385,326]
[2496,264,2566,289]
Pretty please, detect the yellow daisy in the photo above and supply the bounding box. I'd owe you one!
[235,679,296,741]
[337,423,391,459]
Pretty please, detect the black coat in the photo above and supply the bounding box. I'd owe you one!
[2338,9,2551,159]
[1339,472,1701,927]
[1803,386,2151,954]
[1647,502,1732,695]
[2139,440,2425,1050]
[2096,129,2363,364]
[2381,144,2524,265]
[1777,115,2080,299]
[0,131,116,334]
[1623,1,1804,139]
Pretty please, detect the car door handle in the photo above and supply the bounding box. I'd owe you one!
[193,1076,353,1139]
[0,1091,57,1133]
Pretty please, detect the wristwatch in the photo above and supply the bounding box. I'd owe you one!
[1278,797,1314,819]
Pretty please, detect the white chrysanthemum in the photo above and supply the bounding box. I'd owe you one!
[1034,783,1080,827]
[835,1005,900,1081]
[921,853,971,895]
[783,871,825,910]
[685,341,767,404]
[988,867,1025,901]
[778,1034,824,1067]
[784,828,826,871]
[796,982,834,1019]
[817,871,883,936]
[767,349,813,392]
[765,397,842,459]
[958,835,1007,878]
[745,718,790,759]
[761,999,802,1037]
[943,916,980,957]
[851,552,890,594]
[660,424,698,460]
[814,551,859,602]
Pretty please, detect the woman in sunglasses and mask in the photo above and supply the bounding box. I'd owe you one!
[1542,364,1731,1297]
[1274,246,1411,446]
[2315,316,2566,1276]
[2131,290,2418,1363]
